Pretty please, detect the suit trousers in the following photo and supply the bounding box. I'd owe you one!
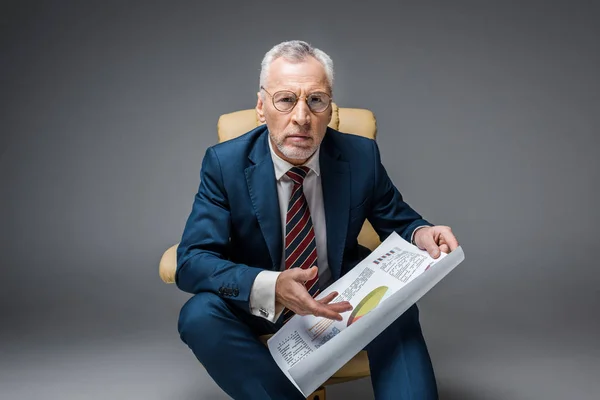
[178,292,438,399]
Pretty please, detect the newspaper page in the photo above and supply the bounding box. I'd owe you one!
[267,231,465,396]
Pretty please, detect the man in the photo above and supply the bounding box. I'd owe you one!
[176,40,459,399]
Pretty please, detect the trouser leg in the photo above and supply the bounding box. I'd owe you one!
[178,292,305,400]
[365,304,438,400]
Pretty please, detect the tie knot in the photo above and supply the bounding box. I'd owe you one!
[286,166,310,185]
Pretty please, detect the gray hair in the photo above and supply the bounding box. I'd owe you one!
[259,40,334,95]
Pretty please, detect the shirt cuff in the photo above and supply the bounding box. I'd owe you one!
[411,225,429,247]
[249,270,283,322]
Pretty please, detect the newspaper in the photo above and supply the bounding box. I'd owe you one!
[267,231,465,396]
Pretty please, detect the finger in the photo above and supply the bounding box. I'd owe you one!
[421,233,441,259]
[311,303,343,321]
[295,266,318,282]
[326,301,353,313]
[443,229,459,251]
[439,244,450,254]
[300,292,346,310]
[444,233,459,251]
[312,299,353,320]
[294,292,353,320]
[308,297,343,320]
[316,291,339,304]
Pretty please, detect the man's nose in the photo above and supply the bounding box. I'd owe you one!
[291,99,311,126]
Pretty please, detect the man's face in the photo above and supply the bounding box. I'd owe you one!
[256,56,332,165]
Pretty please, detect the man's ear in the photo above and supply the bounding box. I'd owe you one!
[256,92,266,123]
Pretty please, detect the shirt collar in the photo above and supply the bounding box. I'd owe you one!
[267,135,321,181]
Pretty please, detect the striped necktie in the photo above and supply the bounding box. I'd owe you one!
[282,166,320,322]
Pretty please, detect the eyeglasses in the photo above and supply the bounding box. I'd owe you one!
[260,86,332,113]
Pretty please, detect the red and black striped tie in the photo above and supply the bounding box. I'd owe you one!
[282,166,320,322]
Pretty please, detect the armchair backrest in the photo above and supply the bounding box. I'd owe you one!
[216,103,377,143]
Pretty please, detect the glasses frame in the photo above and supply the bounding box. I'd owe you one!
[260,86,332,114]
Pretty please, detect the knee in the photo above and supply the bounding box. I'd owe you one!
[178,292,227,342]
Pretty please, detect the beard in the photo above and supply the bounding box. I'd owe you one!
[272,132,319,161]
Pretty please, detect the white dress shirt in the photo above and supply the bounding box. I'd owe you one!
[248,139,331,322]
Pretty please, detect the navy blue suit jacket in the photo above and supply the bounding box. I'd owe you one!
[176,126,431,312]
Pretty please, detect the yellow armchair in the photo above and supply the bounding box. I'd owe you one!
[160,103,380,400]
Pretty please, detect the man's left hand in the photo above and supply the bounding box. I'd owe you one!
[414,225,459,259]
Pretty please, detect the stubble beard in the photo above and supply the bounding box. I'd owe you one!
[273,134,318,161]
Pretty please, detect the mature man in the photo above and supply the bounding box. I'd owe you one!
[176,40,459,399]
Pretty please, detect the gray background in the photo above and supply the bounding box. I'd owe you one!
[1,1,599,399]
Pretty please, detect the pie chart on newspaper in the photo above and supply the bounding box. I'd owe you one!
[347,286,389,327]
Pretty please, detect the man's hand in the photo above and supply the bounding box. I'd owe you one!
[414,225,459,259]
[275,266,353,321]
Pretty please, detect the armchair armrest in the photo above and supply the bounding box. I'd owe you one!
[159,244,178,283]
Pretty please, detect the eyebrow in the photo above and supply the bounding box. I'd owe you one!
[274,86,330,94]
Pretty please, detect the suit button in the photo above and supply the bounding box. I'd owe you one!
[233,288,239,297]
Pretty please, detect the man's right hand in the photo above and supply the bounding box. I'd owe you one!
[275,266,353,321]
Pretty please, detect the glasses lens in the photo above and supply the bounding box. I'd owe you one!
[307,93,330,112]
[272,91,297,112]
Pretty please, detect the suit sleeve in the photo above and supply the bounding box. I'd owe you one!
[367,140,432,242]
[175,147,264,312]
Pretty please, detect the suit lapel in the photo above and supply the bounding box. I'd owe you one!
[320,130,350,281]
[245,130,282,270]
